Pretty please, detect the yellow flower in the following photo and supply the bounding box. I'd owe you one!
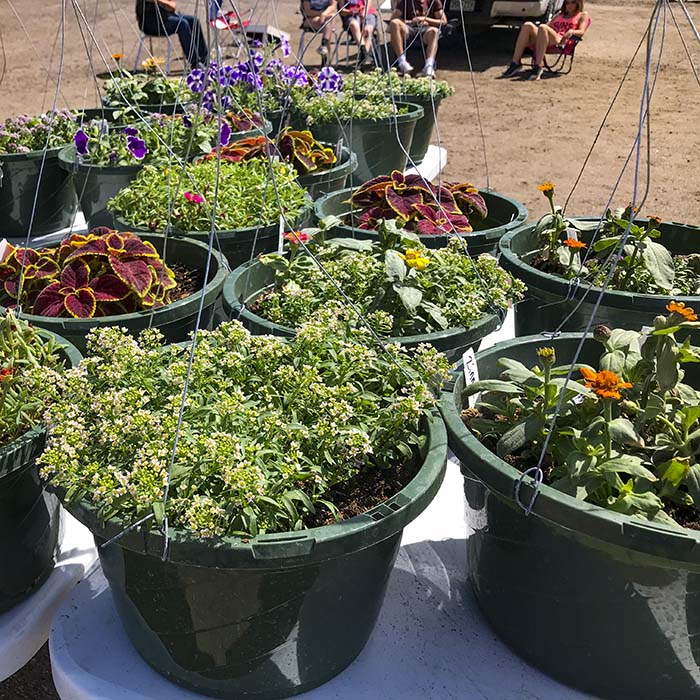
[536,347,555,365]
[537,182,555,194]
[580,367,632,400]
[142,56,164,71]
[111,53,123,61]
[402,248,430,270]
[666,301,697,322]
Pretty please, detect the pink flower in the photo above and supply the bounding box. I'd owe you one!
[184,191,204,204]
[283,230,311,244]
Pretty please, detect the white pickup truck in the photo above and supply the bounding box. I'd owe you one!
[445,0,564,26]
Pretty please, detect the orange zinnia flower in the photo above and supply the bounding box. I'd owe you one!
[111,53,123,61]
[537,182,555,194]
[649,215,662,227]
[580,367,632,400]
[666,301,697,322]
[563,238,586,249]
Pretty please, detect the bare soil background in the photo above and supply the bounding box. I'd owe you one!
[0,0,699,696]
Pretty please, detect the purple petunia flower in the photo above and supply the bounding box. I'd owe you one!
[280,35,291,58]
[182,113,192,128]
[219,95,232,112]
[74,129,89,156]
[123,126,138,137]
[202,90,216,112]
[126,135,148,160]
[219,121,231,146]
[251,39,263,48]
[242,72,263,92]
[282,65,309,87]
[316,66,343,93]
[264,58,283,77]
[187,68,206,94]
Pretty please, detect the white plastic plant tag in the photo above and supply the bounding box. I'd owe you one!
[335,138,344,160]
[0,239,7,262]
[571,391,585,405]
[565,226,579,241]
[462,347,479,408]
[277,215,285,254]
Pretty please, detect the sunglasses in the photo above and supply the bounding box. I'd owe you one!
[564,0,577,3]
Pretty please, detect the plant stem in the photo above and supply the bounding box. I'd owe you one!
[604,400,613,459]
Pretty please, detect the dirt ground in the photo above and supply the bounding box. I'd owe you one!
[0,0,699,696]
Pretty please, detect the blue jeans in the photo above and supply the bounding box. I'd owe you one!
[139,9,209,67]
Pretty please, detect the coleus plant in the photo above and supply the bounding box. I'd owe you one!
[255,218,524,337]
[533,183,699,295]
[349,171,488,235]
[201,128,336,176]
[0,229,176,318]
[462,305,700,528]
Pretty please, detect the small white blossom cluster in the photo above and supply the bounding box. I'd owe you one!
[40,312,448,539]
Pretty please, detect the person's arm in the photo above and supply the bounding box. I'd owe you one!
[154,0,176,11]
[323,0,338,19]
[413,2,446,27]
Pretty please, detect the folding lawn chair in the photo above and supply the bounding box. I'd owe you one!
[541,15,592,75]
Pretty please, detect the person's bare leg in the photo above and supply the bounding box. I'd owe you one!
[534,23,560,66]
[422,26,439,61]
[362,23,374,52]
[348,17,362,45]
[389,18,407,57]
[512,22,536,63]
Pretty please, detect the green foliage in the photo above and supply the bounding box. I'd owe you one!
[0,110,78,154]
[107,158,309,232]
[255,221,525,337]
[343,68,454,100]
[292,92,403,125]
[103,68,191,108]
[533,186,700,295]
[463,310,700,528]
[39,308,451,538]
[0,311,70,446]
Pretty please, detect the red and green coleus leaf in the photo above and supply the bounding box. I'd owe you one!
[60,259,90,289]
[413,203,473,235]
[385,186,423,219]
[63,288,97,318]
[89,274,131,301]
[449,183,488,221]
[33,282,98,318]
[351,175,394,206]
[121,233,159,258]
[109,257,153,298]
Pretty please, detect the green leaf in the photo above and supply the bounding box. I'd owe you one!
[550,377,594,397]
[607,417,643,446]
[569,218,601,232]
[327,237,375,252]
[682,405,700,431]
[685,465,700,506]
[393,284,422,314]
[319,214,343,230]
[660,458,689,487]
[496,416,543,458]
[656,336,679,392]
[592,237,620,252]
[385,250,407,282]
[597,455,657,481]
[497,358,541,384]
[640,240,675,291]
[462,379,523,396]
[152,501,164,526]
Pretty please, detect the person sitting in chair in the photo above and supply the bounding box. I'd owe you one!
[301,0,339,66]
[389,0,447,78]
[502,0,589,81]
[135,0,209,70]
[340,0,378,68]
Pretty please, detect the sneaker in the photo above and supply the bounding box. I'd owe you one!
[397,59,414,75]
[420,63,435,77]
[501,61,521,77]
[528,65,544,81]
[318,43,329,66]
[361,52,374,69]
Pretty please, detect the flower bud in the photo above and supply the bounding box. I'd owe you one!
[653,315,667,330]
[536,346,555,366]
[593,325,612,343]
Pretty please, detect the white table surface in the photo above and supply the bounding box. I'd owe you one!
[0,509,98,681]
[405,144,447,182]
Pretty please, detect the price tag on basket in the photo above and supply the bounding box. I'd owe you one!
[462,347,479,408]
[277,215,285,254]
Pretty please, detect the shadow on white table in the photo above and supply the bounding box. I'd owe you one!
[0,510,98,681]
[405,145,447,182]
[49,455,595,700]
